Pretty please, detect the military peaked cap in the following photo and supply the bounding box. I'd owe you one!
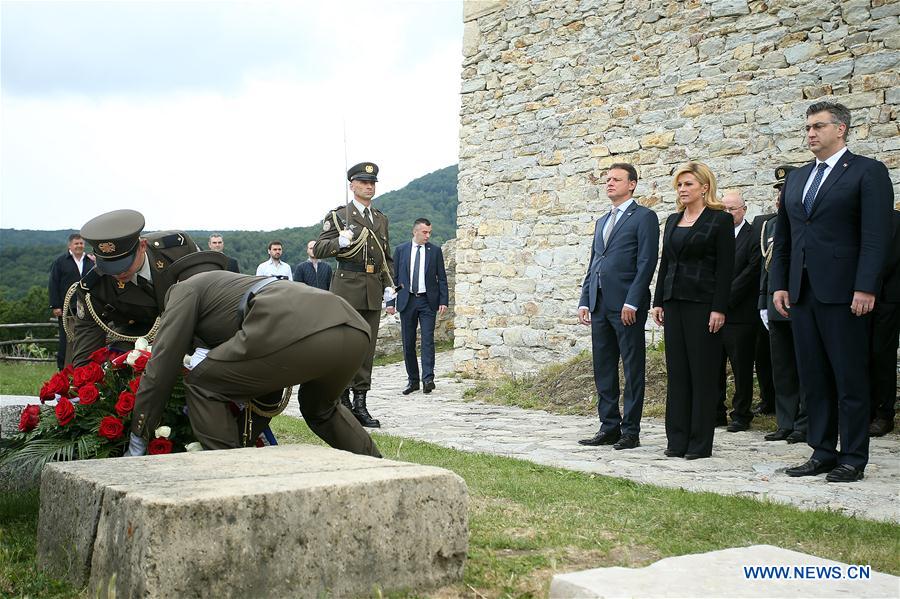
[773,165,797,188]
[347,162,379,182]
[80,209,145,276]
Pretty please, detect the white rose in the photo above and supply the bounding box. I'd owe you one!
[134,337,150,351]
[125,350,141,366]
[185,442,203,452]
[154,426,171,439]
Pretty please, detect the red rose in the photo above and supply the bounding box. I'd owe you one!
[148,437,173,455]
[78,384,100,406]
[132,353,149,373]
[55,397,75,426]
[62,364,75,379]
[73,362,104,387]
[88,347,110,364]
[115,391,136,417]
[128,377,142,393]
[40,372,71,402]
[98,416,124,441]
[18,405,40,432]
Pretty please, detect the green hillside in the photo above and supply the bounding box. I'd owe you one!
[0,164,458,304]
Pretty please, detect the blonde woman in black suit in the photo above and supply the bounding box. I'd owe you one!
[651,163,735,459]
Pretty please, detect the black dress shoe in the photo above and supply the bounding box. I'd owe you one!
[785,458,834,477]
[726,421,750,433]
[825,464,864,483]
[786,431,806,444]
[578,429,621,446]
[753,403,775,416]
[764,428,792,441]
[401,382,420,395]
[613,435,640,450]
[869,418,895,437]
[684,453,710,460]
[423,380,436,394]
[664,448,684,458]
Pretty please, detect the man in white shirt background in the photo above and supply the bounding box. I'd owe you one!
[48,233,95,369]
[256,240,292,279]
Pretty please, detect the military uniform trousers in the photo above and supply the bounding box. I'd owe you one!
[184,324,380,457]
[768,319,807,433]
[350,308,382,392]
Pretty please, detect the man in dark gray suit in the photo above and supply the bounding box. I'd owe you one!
[578,163,660,450]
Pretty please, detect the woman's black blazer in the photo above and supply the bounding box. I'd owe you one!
[652,208,735,313]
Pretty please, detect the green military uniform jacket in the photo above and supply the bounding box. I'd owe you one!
[313,203,393,311]
[71,231,199,366]
[131,271,370,439]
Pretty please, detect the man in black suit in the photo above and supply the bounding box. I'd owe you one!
[577,163,660,450]
[869,210,900,437]
[387,218,448,395]
[760,166,807,444]
[719,190,762,432]
[48,234,95,369]
[772,101,894,482]
[207,234,240,273]
[294,240,333,291]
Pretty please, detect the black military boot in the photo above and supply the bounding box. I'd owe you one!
[352,390,380,428]
[339,388,352,411]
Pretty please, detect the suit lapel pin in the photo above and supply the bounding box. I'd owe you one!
[843,163,848,167]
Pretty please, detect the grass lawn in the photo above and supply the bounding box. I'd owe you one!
[2,417,898,597]
[0,362,57,396]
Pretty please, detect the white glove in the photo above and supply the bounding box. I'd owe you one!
[759,308,769,331]
[184,347,209,371]
[124,433,147,457]
[338,229,354,248]
[383,287,397,303]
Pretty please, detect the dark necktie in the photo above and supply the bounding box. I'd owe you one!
[137,275,154,296]
[803,163,828,215]
[363,207,372,225]
[411,245,422,294]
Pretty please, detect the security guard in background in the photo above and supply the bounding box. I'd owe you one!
[72,209,204,367]
[314,162,395,428]
[758,165,807,444]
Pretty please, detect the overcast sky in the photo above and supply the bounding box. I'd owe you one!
[1,0,463,231]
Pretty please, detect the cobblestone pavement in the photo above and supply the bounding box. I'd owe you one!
[283,354,900,524]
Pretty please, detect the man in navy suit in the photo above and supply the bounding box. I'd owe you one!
[772,101,894,482]
[577,163,660,450]
[388,218,448,394]
[48,234,95,369]
[294,240,333,291]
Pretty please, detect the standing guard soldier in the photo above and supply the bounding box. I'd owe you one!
[759,165,807,444]
[72,209,204,367]
[314,162,395,428]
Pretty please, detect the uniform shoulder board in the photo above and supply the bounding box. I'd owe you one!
[79,265,101,291]
[147,231,189,250]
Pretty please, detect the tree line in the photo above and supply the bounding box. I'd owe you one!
[0,165,458,324]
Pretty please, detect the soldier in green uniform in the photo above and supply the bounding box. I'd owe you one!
[314,162,395,428]
[758,165,807,444]
[73,209,205,367]
[126,268,380,458]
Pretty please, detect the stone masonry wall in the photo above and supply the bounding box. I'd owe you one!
[455,0,899,376]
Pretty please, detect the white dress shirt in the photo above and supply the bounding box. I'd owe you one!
[70,251,87,276]
[734,220,747,238]
[256,259,293,278]
[802,146,848,201]
[409,242,427,294]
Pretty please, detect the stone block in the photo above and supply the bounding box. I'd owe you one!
[37,445,468,598]
[550,545,899,598]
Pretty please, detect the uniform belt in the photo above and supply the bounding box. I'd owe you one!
[337,263,371,273]
[238,276,279,320]
[411,292,428,297]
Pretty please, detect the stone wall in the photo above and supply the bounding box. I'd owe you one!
[455,0,899,376]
